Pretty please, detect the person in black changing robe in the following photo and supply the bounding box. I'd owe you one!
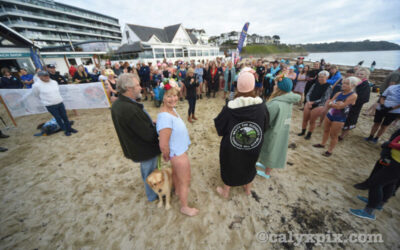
[339,68,371,140]
[214,67,269,198]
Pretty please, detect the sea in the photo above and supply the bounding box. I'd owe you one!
[304,50,400,70]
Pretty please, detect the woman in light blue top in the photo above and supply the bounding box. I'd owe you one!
[224,61,236,100]
[157,82,199,216]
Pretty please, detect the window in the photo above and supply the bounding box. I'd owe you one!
[165,48,174,58]
[204,50,209,56]
[154,48,165,59]
[189,50,196,57]
[197,50,202,56]
[175,48,183,57]
[81,58,93,65]
[139,50,154,59]
[210,50,215,56]
[68,58,77,65]
[16,59,35,74]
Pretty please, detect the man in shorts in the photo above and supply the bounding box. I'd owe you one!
[365,84,400,143]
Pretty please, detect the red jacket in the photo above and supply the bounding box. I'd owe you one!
[69,66,77,77]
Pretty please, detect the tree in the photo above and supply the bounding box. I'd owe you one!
[229,31,237,36]
[272,35,280,40]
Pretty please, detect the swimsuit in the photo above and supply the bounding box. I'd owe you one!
[327,92,353,122]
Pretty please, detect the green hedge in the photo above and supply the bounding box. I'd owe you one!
[242,44,305,54]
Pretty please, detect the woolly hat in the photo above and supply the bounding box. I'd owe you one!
[277,77,293,92]
[237,70,255,93]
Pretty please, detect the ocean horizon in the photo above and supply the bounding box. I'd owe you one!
[304,50,400,70]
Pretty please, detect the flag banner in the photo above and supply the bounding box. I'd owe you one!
[0,82,110,117]
[236,22,250,55]
[30,47,43,70]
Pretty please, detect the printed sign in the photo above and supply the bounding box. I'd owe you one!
[0,82,110,117]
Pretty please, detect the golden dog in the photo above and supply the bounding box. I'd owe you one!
[146,168,173,210]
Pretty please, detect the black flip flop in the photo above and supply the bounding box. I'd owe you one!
[322,151,332,157]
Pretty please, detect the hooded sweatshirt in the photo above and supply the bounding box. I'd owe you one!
[259,92,301,169]
[214,97,269,186]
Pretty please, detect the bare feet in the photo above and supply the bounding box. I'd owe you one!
[243,186,251,196]
[180,206,199,216]
[216,186,229,199]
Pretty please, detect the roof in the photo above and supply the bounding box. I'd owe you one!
[164,24,181,42]
[126,23,185,43]
[115,41,151,54]
[188,33,198,44]
[0,23,36,47]
[127,24,169,42]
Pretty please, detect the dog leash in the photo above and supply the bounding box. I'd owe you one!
[157,154,162,170]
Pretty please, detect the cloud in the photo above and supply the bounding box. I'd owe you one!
[57,0,400,44]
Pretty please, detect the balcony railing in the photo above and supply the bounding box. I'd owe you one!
[2,0,119,26]
[0,8,121,32]
[6,21,121,39]
[19,30,120,41]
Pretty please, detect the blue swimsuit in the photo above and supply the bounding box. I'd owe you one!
[327,92,354,122]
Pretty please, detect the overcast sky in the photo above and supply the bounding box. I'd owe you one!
[58,0,400,45]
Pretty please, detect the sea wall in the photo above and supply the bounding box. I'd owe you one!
[242,55,392,86]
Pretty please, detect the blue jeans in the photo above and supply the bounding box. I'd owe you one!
[140,156,158,201]
[45,102,71,132]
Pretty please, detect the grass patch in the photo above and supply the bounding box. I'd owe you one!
[242,44,305,55]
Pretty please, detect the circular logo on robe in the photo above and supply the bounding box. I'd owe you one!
[230,121,262,150]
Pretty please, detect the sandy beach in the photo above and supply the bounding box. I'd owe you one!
[0,90,399,249]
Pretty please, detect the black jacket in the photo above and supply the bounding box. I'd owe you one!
[355,80,371,107]
[214,98,269,186]
[111,95,161,162]
[206,68,219,84]
[73,72,92,83]
[50,72,67,85]
[184,76,199,99]
[0,76,23,89]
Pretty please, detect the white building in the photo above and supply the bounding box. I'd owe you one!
[116,23,222,64]
[247,34,273,45]
[209,31,278,46]
[0,0,122,49]
[185,28,209,45]
[214,31,242,45]
[0,22,106,76]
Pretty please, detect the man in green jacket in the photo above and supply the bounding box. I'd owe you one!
[111,73,161,202]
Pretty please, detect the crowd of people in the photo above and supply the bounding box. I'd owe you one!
[1,55,400,221]
[107,56,400,220]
